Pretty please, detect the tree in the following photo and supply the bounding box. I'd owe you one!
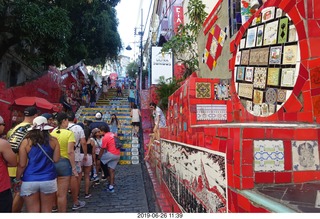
[0,0,72,67]
[126,62,139,79]
[161,0,207,78]
[155,76,182,111]
[0,0,122,69]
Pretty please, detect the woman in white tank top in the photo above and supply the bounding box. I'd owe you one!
[130,104,141,137]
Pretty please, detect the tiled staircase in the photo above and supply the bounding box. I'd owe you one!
[76,88,140,165]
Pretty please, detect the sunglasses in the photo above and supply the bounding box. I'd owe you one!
[0,123,5,126]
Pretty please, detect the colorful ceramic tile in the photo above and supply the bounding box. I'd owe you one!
[245,67,254,82]
[269,104,276,113]
[236,66,245,81]
[261,103,269,116]
[277,89,287,102]
[261,7,275,22]
[196,104,227,120]
[240,38,246,49]
[275,8,284,18]
[267,68,280,86]
[283,45,297,65]
[265,88,277,104]
[249,47,269,66]
[238,83,253,99]
[263,20,279,45]
[292,141,320,171]
[241,50,250,65]
[277,17,289,44]
[235,51,241,65]
[281,68,295,87]
[253,90,263,104]
[256,25,264,47]
[246,27,257,48]
[214,83,230,100]
[253,67,267,89]
[254,140,285,171]
[269,46,282,65]
[253,104,261,116]
[196,82,211,98]
[246,100,253,111]
[288,24,297,42]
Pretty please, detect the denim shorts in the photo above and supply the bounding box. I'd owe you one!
[55,158,72,176]
[20,179,57,196]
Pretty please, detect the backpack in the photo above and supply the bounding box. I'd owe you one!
[67,124,81,150]
[114,135,122,149]
[8,124,31,153]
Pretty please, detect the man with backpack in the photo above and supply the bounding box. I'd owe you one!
[7,106,39,212]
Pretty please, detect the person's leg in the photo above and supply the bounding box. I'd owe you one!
[83,166,91,195]
[12,191,24,212]
[70,175,80,205]
[57,176,70,212]
[23,192,40,212]
[40,192,55,213]
[108,167,115,186]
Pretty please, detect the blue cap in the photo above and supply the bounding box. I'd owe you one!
[41,113,53,120]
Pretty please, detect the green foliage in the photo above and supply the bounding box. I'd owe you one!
[0,0,121,68]
[161,0,207,78]
[126,62,139,79]
[0,0,72,67]
[155,76,182,111]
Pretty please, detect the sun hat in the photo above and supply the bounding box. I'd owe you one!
[28,116,54,131]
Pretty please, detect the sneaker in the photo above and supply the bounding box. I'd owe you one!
[94,180,100,185]
[93,176,99,182]
[72,200,86,210]
[84,194,92,199]
[108,185,114,193]
[51,206,58,213]
[100,177,107,182]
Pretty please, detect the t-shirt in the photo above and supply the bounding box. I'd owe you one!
[89,121,109,132]
[131,109,140,122]
[7,122,31,177]
[51,129,75,159]
[154,106,166,128]
[101,132,120,156]
[67,123,85,161]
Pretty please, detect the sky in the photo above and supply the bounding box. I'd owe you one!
[116,0,153,61]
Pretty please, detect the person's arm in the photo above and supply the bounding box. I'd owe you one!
[67,141,78,176]
[52,137,60,163]
[16,139,29,180]
[0,139,17,167]
[81,137,87,160]
[90,138,96,165]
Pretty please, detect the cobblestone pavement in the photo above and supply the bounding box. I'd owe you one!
[64,163,159,213]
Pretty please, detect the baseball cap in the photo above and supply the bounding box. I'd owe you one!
[42,113,53,120]
[95,112,102,120]
[24,106,39,117]
[27,116,53,131]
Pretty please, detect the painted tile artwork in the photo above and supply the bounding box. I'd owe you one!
[277,17,289,44]
[196,104,227,120]
[196,82,211,98]
[288,24,297,42]
[256,25,264,47]
[261,7,275,22]
[254,140,285,172]
[249,47,269,66]
[292,141,320,171]
[281,68,296,87]
[241,50,250,65]
[236,67,245,81]
[263,20,279,46]
[277,89,287,102]
[160,140,227,212]
[238,83,253,99]
[253,67,267,89]
[267,68,280,86]
[245,67,254,82]
[269,46,282,64]
[246,27,257,48]
[283,45,297,64]
[253,89,264,104]
[214,83,230,100]
[265,88,277,104]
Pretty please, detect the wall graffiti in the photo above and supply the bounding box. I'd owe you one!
[160,140,226,213]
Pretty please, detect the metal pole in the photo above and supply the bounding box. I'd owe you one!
[139,8,143,96]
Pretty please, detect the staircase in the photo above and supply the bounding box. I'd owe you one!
[76,88,140,165]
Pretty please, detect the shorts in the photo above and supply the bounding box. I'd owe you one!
[80,154,93,167]
[55,158,72,177]
[0,189,12,212]
[20,179,57,196]
[132,122,140,126]
[100,152,120,170]
[128,97,135,103]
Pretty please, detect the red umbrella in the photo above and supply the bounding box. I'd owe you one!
[11,96,59,112]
